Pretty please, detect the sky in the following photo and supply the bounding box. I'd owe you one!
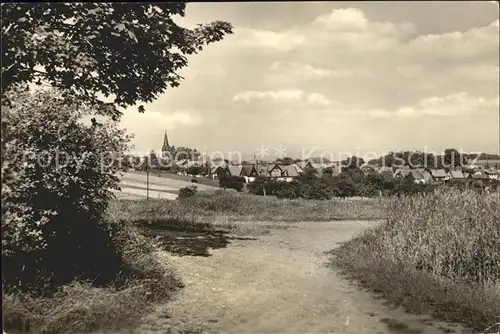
[119,1,500,161]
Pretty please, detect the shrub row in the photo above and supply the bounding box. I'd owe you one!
[248,169,498,200]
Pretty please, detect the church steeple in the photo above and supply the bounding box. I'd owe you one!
[161,129,170,153]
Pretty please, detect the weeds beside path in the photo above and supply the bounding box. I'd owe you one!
[332,189,500,333]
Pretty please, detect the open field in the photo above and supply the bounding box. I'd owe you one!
[114,171,220,200]
[109,190,389,223]
[127,170,220,186]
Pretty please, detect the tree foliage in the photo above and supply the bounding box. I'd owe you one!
[186,165,205,176]
[219,175,245,192]
[1,3,233,119]
[1,88,131,290]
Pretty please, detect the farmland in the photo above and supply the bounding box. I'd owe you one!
[115,171,220,200]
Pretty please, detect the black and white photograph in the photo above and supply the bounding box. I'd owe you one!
[1,1,499,333]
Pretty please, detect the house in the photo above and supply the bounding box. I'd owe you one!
[379,172,395,183]
[360,165,378,175]
[430,169,448,182]
[468,159,500,169]
[209,165,228,179]
[485,169,499,180]
[227,166,244,177]
[378,166,393,174]
[279,164,302,182]
[256,164,270,177]
[263,163,303,182]
[268,164,284,178]
[241,164,259,182]
[297,160,313,171]
[472,170,491,180]
[393,169,425,183]
[414,168,434,183]
[448,170,465,179]
[175,159,188,169]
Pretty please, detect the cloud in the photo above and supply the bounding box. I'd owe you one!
[180,63,226,79]
[312,7,415,36]
[451,64,500,81]
[120,110,202,136]
[227,7,497,62]
[312,8,369,31]
[228,7,416,53]
[232,90,304,103]
[306,93,333,106]
[404,19,499,59]
[229,27,305,51]
[232,90,333,106]
[396,64,424,78]
[270,61,358,78]
[312,93,499,119]
[394,93,499,117]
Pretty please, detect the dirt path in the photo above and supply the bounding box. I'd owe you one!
[139,221,471,334]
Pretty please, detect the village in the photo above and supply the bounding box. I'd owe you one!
[126,130,500,187]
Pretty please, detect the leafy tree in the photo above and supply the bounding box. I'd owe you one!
[147,150,160,170]
[443,148,463,169]
[2,89,131,290]
[186,165,204,176]
[1,3,233,119]
[281,157,294,165]
[324,166,335,177]
[331,173,356,198]
[275,182,300,199]
[342,156,365,171]
[219,175,245,192]
[396,174,418,195]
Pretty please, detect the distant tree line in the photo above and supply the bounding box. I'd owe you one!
[247,169,498,200]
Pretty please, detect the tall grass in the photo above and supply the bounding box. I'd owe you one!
[332,188,500,331]
[2,221,183,333]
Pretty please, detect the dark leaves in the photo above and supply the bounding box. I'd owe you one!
[1,3,233,117]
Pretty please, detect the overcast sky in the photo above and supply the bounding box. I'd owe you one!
[120,1,499,160]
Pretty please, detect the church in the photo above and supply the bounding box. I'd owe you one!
[161,129,171,159]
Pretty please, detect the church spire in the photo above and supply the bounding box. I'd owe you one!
[161,129,170,152]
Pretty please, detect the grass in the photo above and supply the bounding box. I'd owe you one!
[2,217,183,334]
[331,187,500,332]
[110,190,388,222]
[106,190,389,239]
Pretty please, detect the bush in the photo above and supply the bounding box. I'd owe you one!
[1,88,131,292]
[219,175,245,192]
[2,220,182,333]
[178,185,198,199]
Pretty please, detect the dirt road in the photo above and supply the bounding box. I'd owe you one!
[140,221,470,334]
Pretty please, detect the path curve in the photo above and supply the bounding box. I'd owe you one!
[140,221,470,334]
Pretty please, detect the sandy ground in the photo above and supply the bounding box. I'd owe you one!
[137,220,470,334]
